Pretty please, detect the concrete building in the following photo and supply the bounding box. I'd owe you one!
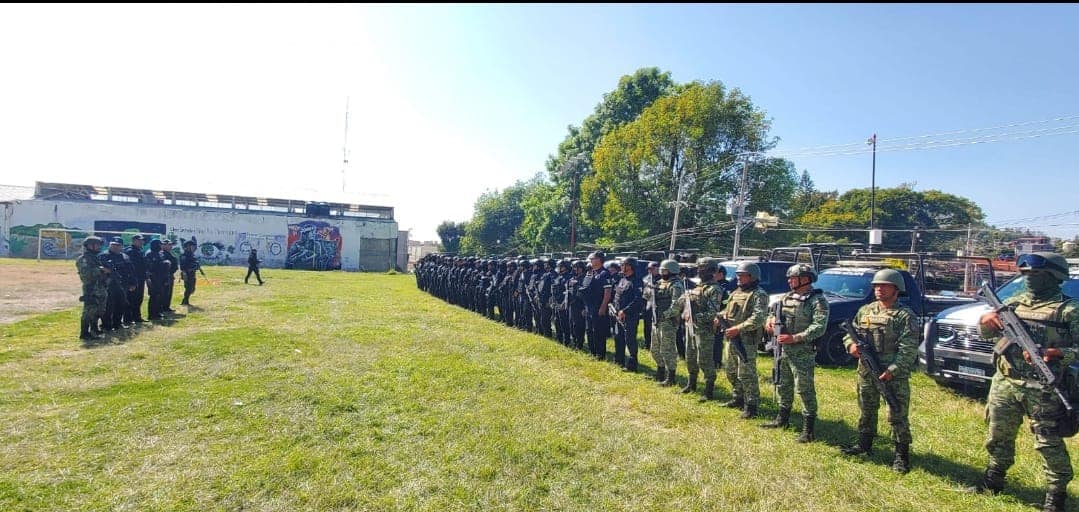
[407,239,441,270]
[0,182,400,271]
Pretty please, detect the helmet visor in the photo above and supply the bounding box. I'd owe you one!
[1017,253,1068,275]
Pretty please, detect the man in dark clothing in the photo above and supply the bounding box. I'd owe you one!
[245,249,264,285]
[100,237,133,330]
[580,251,613,361]
[613,257,644,371]
[161,239,179,313]
[567,260,588,350]
[123,235,148,324]
[144,239,172,320]
[180,240,204,306]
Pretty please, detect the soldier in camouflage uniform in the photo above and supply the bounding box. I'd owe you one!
[674,258,725,400]
[762,264,829,442]
[841,269,919,474]
[652,259,685,385]
[720,261,770,418]
[976,252,1079,511]
[75,236,108,340]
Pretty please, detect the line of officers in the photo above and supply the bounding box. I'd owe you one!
[75,234,203,341]
[417,250,1079,510]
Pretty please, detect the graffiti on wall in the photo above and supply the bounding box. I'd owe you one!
[8,223,90,258]
[286,220,342,270]
[236,232,286,258]
[94,220,167,244]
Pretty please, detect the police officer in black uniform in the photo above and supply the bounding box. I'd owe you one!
[581,251,613,361]
[123,234,148,324]
[613,257,644,371]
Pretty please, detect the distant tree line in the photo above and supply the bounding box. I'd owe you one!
[438,67,1038,257]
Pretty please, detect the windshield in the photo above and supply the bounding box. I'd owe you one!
[815,272,871,299]
[997,275,1079,300]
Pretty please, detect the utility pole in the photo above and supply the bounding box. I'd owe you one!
[731,158,750,259]
[867,133,877,253]
[341,96,351,194]
[669,175,686,253]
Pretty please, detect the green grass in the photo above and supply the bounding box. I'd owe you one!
[0,259,1075,510]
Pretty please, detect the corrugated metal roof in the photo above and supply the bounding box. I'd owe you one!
[0,184,34,203]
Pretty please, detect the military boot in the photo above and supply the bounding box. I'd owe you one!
[659,368,677,387]
[761,407,791,429]
[721,397,744,409]
[92,322,104,336]
[79,320,94,340]
[975,468,1005,495]
[740,402,758,419]
[1044,490,1067,512]
[891,442,911,474]
[841,433,874,456]
[653,366,666,382]
[681,374,698,394]
[796,415,816,443]
[700,379,715,401]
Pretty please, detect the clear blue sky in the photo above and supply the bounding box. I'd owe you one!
[2,4,1077,240]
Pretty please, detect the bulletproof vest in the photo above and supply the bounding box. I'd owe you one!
[724,287,757,323]
[780,289,823,339]
[998,298,1073,380]
[855,303,907,357]
[654,278,676,314]
[613,277,635,309]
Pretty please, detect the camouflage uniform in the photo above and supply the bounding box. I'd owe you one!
[652,275,685,384]
[843,301,919,444]
[721,283,769,410]
[980,289,1079,501]
[75,242,108,339]
[675,279,724,390]
[772,290,829,419]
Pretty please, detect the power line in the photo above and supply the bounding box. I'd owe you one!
[766,114,1079,159]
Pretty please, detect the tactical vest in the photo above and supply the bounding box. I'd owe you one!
[781,289,823,342]
[997,298,1073,380]
[654,279,676,316]
[723,287,757,323]
[856,304,907,357]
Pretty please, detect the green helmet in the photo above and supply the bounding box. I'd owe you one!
[82,236,103,249]
[871,269,906,294]
[660,259,680,274]
[786,263,816,283]
[1018,252,1070,281]
[735,261,760,281]
[697,257,719,274]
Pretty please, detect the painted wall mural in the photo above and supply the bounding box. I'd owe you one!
[286,220,342,270]
[94,220,168,245]
[8,222,90,258]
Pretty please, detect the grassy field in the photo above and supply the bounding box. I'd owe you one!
[0,258,1075,511]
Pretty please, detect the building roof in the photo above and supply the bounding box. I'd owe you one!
[31,181,394,220]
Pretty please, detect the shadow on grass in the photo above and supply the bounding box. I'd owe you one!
[185,304,205,312]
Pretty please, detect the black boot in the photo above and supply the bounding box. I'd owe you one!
[79,320,94,340]
[700,379,715,401]
[976,468,1005,495]
[660,367,677,387]
[653,366,666,382]
[1044,490,1067,512]
[681,374,697,394]
[796,415,816,443]
[722,397,744,409]
[841,433,875,456]
[740,402,758,419]
[761,407,791,429]
[891,442,911,474]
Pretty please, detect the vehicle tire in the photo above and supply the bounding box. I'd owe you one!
[818,327,853,367]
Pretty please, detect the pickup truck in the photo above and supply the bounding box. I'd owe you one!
[766,253,991,366]
[920,274,1079,391]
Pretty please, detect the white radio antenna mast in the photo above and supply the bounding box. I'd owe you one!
[341,96,350,193]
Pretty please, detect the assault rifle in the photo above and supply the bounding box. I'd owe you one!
[608,303,626,331]
[980,284,1073,413]
[718,316,749,363]
[770,300,786,402]
[682,280,696,340]
[842,319,901,416]
[644,278,658,343]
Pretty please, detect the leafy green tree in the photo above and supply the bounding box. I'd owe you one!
[547,67,676,248]
[458,180,532,255]
[436,220,467,254]
[585,80,777,247]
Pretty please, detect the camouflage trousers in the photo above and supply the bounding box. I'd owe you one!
[81,287,107,325]
[774,343,817,416]
[725,339,760,404]
[985,372,1073,493]
[856,371,912,444]
[686,329,717,381]
[652,320,679,371]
